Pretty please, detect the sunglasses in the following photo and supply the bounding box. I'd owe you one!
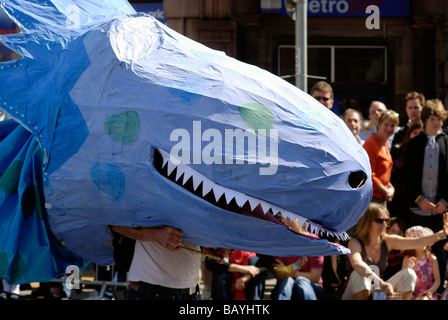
[374,218,390,224]
[313,96,330,102]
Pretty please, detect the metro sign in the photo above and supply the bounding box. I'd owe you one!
[260,0,411,17]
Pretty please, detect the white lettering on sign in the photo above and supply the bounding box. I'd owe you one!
[308,0,381,15]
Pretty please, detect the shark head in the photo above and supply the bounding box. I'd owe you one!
[0,0,372,266]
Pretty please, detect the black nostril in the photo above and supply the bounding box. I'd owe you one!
[348,171,367,189]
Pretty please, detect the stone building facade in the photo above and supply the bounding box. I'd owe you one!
[135,0,448,120]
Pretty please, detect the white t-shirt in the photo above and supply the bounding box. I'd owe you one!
[128,239,201,289]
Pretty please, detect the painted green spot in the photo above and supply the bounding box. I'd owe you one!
[0,160,23,195]
[0,252,8,277]
[238,103,274,134]
[9,252,25,284]
[21,185,45,220]
[104,110,140,145]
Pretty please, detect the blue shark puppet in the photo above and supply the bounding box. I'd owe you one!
[0,0,372,284]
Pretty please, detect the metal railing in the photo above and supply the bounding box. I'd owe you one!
[50,264,128,300]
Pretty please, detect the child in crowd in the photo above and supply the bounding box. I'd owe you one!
[402,226,441,300]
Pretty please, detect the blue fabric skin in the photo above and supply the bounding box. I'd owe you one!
[0,0,372,284]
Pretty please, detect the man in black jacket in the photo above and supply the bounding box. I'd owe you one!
[405,98,448,294]
[392,91,425,146]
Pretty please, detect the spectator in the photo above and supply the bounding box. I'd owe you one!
[389,120,423,225]
[205,253,266,300]
[343,108,364,144]
[310,81,334,110]
[402,226,441,300]
[363,109,399,205]
[359,100,387,142]
[321,237,350,300]
[404,98,448,294]
[342,202,448,300]
[229,250,266,300]
[110,225,230,300]
[271,253,325,300]
[392,91,425,146]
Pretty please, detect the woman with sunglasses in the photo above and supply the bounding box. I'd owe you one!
[341,202,448,300]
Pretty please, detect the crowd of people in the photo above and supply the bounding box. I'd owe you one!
[1,81,448,301]
[331,84,448,300]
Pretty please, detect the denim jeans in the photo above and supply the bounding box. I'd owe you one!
[272,276,325,300]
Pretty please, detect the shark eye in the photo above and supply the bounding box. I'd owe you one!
[348,170,367,189]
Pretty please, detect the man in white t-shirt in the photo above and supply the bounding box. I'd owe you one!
[111,225,230,300]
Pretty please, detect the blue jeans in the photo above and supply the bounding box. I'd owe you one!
[272,276,325,300]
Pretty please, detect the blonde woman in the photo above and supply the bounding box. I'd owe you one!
[342,202,448,300]
[363,109,400,204]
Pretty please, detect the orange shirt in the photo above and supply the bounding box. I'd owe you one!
[363,133,393,200]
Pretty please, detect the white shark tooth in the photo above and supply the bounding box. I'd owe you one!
[182,167,194,185]
[308,222,316,235]
[233,193,247,207]
[202,179,213,197]
[259,200,271,214]
[224,190,238,204]
[166,159,176,176]
[303,221,311,232]
[162,157,169,168]
[248,198,259,211]
[191,173,203,191]
[270,205,282,215]
[175,164,185,181]
[212,185,225,202]
[157,149,170,167]
[338,232,349,240]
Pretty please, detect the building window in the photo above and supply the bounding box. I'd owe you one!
[278,45,387,87]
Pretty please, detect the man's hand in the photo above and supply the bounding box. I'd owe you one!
[110,225,183,252]
[418,198,437,211]
[434,201,447,214]
[148,227,183,252]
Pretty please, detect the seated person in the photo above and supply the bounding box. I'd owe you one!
[271,254,325,300]
[205,250,267,300]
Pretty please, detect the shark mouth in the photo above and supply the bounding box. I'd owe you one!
[153,148,349,241]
